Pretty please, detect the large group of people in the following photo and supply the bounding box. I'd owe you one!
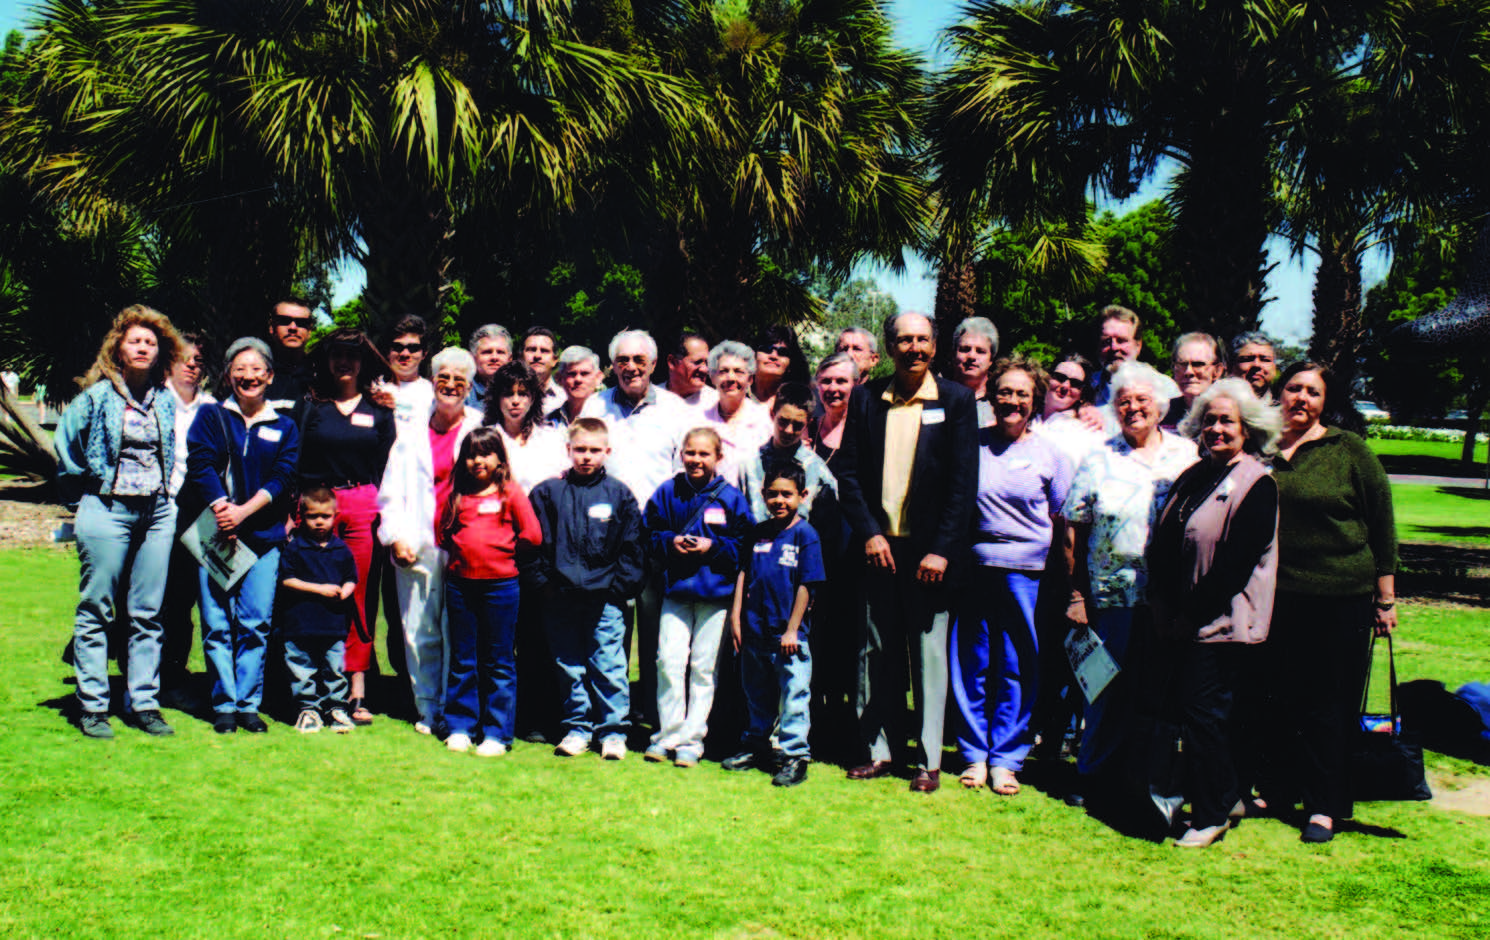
[55,298,1398,846]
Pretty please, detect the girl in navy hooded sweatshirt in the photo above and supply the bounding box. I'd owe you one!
[642,427,751,767]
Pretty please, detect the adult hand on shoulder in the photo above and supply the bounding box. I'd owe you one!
[915,553,947,586]
[864,534,895,572]
[1076,403,1105,433]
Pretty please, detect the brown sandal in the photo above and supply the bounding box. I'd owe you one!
[991,766,1021,796]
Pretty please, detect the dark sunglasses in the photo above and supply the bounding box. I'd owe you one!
[1048,372,1084,389]
[759,344,792,357]
[273,314,311,329]
[389,342,424,354]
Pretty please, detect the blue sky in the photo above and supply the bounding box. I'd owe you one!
[1,0,1365,343]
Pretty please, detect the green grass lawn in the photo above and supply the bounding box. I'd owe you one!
[2,547,1488,938]
[1368,437,1488,478]
[1391,484,1490,546]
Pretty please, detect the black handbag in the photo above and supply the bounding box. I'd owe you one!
[1350,634,1432,802]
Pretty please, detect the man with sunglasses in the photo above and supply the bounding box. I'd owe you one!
[265,297,316,419]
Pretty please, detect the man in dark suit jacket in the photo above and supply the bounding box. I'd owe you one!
[836,312,978,793]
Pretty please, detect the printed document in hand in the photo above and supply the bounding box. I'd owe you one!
[180,507,258,592]
[1065,627,1119,704]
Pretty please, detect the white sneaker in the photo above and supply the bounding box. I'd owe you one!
[601,738,626,761]
[555,732,589,757]
[414,721,433,736]
[446,732,473,753]
[475,739,508,758]
[294,709,323,734]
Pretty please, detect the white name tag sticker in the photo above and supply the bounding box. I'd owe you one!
[588,503,613,521]
[921,408,945,426]
[703,506,727,526]
[754,541,773,553]
[478,499,503,515]
[780,544,800,568]
[257,426,282,442]
[350,412,375,428]
[1009,459,1033,471]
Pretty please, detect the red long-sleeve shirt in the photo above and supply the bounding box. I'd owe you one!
[445,480,542,580]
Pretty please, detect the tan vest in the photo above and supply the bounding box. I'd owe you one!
[1162,454,1278,644]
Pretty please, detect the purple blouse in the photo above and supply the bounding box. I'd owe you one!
[971,429,1073,572]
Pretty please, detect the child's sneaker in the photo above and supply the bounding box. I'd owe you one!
[294,709,324,734]
[600,738,626,761]
[721,749,761,771]
[446,732,473,753]
[475,738,508,758]
[555,732,589,757]
[772,757,809,788]
[326,708,355,734]
[674,748,700,768]
[643,744,668,763]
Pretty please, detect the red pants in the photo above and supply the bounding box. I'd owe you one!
[335,483,383,673]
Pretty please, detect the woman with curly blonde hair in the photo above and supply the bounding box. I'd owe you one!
[55,304,185,739]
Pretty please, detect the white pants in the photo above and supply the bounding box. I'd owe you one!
[394,548,449,725]
[652,597,728,757]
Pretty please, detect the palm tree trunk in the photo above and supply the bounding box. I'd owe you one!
[357,180,452,336]
[934,250,977,371]
[1309,231,1365,397]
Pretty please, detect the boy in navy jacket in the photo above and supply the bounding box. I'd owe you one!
[278,487,358,733]
[527,418,645,760]
[725,463,825,786]
[642,426,751,767]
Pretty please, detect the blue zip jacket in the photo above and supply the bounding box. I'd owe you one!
[54,380,176,507]
[644,473,751,602]
[185,400,300,554]
[527,468,646,600]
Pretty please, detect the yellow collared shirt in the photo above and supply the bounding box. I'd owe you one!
[880,371,940,538]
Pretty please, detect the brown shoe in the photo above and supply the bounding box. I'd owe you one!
[910,769,941,793]
[846,760,893,780]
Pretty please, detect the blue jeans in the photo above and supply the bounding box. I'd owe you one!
[199,547,281,714]
[284,637,348,712]
[740,638,813,759]
[951,568,1042,771]
[73,493,177,714]
[546,592,629,743]
[445,576,520,744]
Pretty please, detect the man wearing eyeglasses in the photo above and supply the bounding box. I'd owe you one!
[1163,332,1227,430]
[265,297,316,419]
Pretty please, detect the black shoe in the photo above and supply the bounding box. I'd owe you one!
[134,710,175,736]
[721,750,762,772]
[238,713,269,733]
[79,712,114,739]
[772,757,809,788]
[1301,820,1335,844]
[213,713,238,734]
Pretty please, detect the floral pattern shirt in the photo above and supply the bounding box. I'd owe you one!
[1061,430,1198,609]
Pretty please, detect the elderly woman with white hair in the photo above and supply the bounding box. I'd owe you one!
[701,340,774,486]
[1061,360,1198,789]
[377,346,485,735]
[1148,378,1281,847]
[186,336,301,734]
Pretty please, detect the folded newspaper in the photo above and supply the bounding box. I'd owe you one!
[1064,626,1120,704]
[180,507,259,592]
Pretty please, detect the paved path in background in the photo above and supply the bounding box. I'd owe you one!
[1390,474,1487,488]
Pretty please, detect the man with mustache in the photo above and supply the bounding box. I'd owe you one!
[1230,331,1280,403]
[264,296,316,420]
[836,311,978,793]
[658,330,718,417]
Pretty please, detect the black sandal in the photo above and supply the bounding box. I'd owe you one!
[349,698,374,726]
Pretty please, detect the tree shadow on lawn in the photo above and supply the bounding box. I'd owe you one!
[1378,454,1488,478]
[1398,542,1490,607]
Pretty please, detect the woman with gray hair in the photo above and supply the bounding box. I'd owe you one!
[1060,360,1197,796]
[186,337,302,733]
[1148,378,1281,846]
[377,347,486,735]
[701,340,773,485]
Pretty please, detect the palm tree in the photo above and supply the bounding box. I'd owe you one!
[928,0,1371,336]
[1,0,702,337]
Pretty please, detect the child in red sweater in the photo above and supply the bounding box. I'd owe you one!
[438,427,542,756]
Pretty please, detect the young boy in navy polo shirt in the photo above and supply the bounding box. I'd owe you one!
[278,487,359,733]
[724,463,825,787]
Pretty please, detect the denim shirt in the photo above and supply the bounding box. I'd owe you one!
[55,379,176,507]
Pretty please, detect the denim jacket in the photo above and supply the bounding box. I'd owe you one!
[54,380,176,507]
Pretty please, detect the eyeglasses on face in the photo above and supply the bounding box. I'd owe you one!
[273,314,311,329]
[1048,372,1083,389]
[389,342,424,354]
[759,344,792,357]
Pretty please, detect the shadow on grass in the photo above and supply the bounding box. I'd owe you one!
[1398,543,1490,606]
[1378,454,1488,478]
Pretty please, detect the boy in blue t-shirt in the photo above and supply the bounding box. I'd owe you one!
[278,487,359,733]
[725,463,826,787]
